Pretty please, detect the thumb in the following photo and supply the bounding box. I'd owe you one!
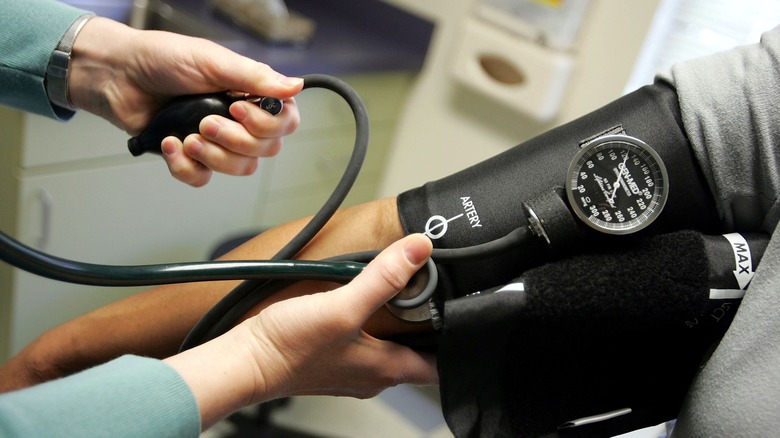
[212,53,303,98]
[340,234,433,321]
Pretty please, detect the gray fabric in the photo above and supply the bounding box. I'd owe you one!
[659,25,780,436]
[660,26,780,233]
[674,235,780,436]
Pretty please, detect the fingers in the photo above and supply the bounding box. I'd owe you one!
[371,340,439,388]
[243,64,303,100]
[138,38,304,186]
[161,136,213,187]
[239,234,437,399]
[160,98,299,186]
[213,57,304,100]
[228,98,300,143]
[340,234,433,323]
[188,95,298,177]
[203,60,302,158]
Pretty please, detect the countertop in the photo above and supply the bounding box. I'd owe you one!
[155,0,435,77]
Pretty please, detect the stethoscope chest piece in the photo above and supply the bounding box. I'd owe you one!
[386,258,438,322]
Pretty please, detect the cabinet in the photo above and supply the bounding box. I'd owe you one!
[0,72,415,361]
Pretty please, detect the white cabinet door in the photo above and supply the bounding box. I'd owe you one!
[11,159,266,354]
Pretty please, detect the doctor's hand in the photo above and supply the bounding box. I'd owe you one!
[164,234,439,429]
[68,17,302,187]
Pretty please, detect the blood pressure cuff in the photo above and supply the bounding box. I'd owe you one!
[434,230,763,438]
[396,80,723,437]
[396,80,719,302]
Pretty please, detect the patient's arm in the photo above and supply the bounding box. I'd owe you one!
[0,197,421,393]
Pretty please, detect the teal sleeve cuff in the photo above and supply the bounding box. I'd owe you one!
[0,0,90,120]
[0,355,201,438]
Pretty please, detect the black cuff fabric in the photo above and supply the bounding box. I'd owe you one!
[397,81,723,437]
[397,81,719,301]
[439,232,729,437]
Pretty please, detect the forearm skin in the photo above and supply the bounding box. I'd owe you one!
[0,197,418,392]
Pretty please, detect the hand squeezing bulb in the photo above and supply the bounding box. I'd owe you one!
[127,92,282,156]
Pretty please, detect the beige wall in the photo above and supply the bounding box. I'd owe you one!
[379,0,661,196]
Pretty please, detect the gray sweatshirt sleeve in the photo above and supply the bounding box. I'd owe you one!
[659,26,780,437]
[658,25,780,233]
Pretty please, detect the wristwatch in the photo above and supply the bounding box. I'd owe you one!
[45,13,94,111]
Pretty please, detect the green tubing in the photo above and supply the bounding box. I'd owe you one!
[0,229,365,287]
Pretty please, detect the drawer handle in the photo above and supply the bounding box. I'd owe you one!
[36,188,53,250]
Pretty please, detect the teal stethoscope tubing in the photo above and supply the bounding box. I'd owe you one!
[0,228,367,286]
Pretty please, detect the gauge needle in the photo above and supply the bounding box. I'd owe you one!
[608,154,630,204]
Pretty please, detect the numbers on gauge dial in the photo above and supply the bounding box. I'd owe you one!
[566,135,668,235]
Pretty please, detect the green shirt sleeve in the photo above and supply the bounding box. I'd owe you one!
[0,355,201,438]
[0,0,89,120]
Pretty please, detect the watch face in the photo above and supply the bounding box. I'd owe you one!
[566,135,669,235]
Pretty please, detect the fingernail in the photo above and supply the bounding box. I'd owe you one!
[185,138,203,156]
[404,238,428,266]
[161,140,177,156]
[229,102,248,122]
[279,76,304,88]
[201,117,221,138]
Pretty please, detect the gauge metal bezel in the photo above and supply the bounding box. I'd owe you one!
[565,135,669,235]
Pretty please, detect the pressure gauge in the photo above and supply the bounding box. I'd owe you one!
[565,135,669,235]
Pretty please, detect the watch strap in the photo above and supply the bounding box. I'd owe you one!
[46,13,95,111]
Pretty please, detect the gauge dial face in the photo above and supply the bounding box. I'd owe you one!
[566,135,669,235]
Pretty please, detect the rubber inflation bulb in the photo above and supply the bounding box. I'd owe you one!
[127,93,282,156]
